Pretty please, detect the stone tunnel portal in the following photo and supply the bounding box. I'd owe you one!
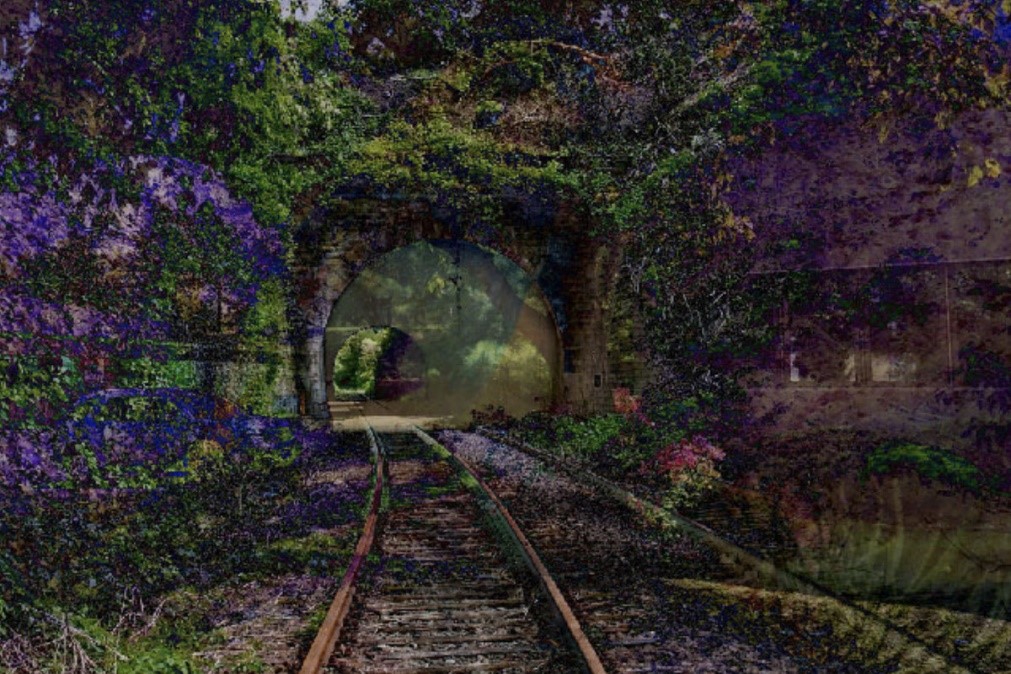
[322,240,563,422]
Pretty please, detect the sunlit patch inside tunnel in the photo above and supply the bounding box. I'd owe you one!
[332,327,426,401]
[323,240,561,421]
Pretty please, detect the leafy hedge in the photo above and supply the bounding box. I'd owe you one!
[864,441,982,492]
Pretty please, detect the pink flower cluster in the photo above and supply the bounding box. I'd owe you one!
[645,436,726,475]
[612,387,640,414]
[612,387,654,426]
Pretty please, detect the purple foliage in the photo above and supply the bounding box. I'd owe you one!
[0,191,71,275]
[0,390,313,492]
[139,155,284,275]
[292,423,340,457]
[0,429,65,490]
[0,150,285,372]
[0,285,70,338]
[2,152,282,280]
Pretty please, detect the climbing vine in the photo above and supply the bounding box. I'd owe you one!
[1,2,1009,665]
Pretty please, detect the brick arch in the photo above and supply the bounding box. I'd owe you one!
[292,196,618,418]
[321,239,564,410]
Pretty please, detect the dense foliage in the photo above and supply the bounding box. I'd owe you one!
[864,441,983,492]
[2,0,1010,669]
[1,423,368,672]
[511,399,729,512]
[0,2,350,666]
[6,0,1006,418]
[335,0,1009,419]
[332,327,396,396]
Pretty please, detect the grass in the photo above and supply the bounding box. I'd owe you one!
[863,442,982,492]
[1,429,375,673]
[662,578,970,672]
[267,532,355,568]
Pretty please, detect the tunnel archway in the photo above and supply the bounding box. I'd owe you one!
[330,326,426,401]
[323,240,562,421]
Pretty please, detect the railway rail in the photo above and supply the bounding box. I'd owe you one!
[300,427,597,674]
[446,430,974,673]
[301,420,977,673]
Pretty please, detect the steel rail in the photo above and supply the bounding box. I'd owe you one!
[299,425,385,674]
[413,427,609,674]
[478,427,975,674]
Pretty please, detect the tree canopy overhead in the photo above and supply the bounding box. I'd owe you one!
[5,0,1005,224]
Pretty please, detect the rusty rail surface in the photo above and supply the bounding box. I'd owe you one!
[299,427,385,674]
[413,427,608,674]
[304,427,602,673]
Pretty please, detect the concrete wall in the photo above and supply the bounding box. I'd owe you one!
[726,106,1011,441]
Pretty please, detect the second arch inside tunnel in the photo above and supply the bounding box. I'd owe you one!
[323,240,562,421]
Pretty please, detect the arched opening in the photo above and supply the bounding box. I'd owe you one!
[323,240,562,423]
[331,326,426,401]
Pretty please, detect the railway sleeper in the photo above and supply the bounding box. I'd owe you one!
[328,658,549,673]
[323,432,575,673]
[355,628,543,646]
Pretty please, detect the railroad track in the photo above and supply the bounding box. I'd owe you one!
[444,430,973,673]
[301,428,596,674]
[298,421,980,673]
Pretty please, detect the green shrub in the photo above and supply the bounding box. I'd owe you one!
[0,354,84,428]
[333,328,395,396]
[554,414,626,459]
[864,442,981,491]
[117,357,199,389]
[119,648,198,674]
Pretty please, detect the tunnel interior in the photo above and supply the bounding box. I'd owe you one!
[331,326,426,401]
[323,240,562,421]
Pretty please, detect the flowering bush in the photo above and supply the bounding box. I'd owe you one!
[640,436,726,512]
[612,387,653,427]
[612,387,640,415]
[0,390,304,503]
[0,3,349,667]
[0,429,66,491]
[0,149,287,432]
[0,419,370,673]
